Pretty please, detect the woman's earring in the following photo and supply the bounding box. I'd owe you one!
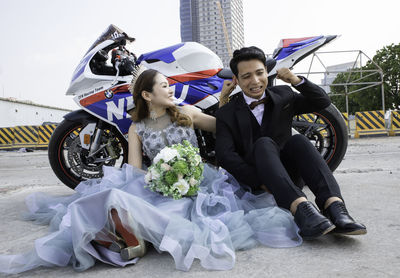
[149,102,157,120]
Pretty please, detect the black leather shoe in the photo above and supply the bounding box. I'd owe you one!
[294,201,335,240]
[323,201,367,235]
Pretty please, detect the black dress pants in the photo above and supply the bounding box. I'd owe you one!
[252,134,343,210]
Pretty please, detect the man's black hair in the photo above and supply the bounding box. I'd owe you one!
[229,46,267,77]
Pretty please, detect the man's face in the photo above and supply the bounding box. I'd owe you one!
[234,59,268,99]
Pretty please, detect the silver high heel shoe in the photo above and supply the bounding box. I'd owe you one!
[120,236,147,260]
[108,239,126,253]
[110,208,147,260]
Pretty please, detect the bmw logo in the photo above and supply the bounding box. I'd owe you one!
[104,89,114,99]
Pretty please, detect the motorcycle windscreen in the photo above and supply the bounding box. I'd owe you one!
[85,24,128,56]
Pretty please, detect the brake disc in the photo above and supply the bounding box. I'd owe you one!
[67,136,103,179]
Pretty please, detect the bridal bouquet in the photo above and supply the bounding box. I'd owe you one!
[144,140,204,199]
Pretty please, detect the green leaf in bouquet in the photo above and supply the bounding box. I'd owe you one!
[164,171,178,185]
[172,160,189,175]
[193,165,203,180]
[186,186,198,196]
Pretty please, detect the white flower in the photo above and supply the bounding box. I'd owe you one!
[154,147,180,164]
[193,155,201,166]
[189,177,197,186]
[160,163,171,171]
[172,179,190,195]
[144,172,152,184]
[150,168,161,180]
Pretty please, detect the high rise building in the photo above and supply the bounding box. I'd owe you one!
[180,0,244,67]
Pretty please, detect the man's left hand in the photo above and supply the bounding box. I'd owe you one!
[276,68,302,86]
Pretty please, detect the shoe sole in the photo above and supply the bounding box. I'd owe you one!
[322,224,336,235]
[334,228,367,235]
[301,224,336,240]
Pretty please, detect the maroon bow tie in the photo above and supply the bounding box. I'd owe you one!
[249,96,269,110]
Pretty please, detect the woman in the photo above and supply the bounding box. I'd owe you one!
[0,69,302,274]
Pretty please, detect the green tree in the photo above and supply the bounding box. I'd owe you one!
[330,43,400,114]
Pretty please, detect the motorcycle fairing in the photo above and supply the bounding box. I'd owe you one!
[269,35,337,75]
[74,83,133,135]
[137,43,185,64]
[67,25,133,96]
[170,76,221,109]
[138,42,223,74]
[274,36,324,60]
[167,68,223,108]
[138,42,224,108]
[73,25,126,83]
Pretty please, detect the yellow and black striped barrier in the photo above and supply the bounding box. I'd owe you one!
[38,124,57,147]
[389,111,400,136]
[0,127,15,149]
[13,125,39,148]
[296,113,315,123]
[342,112,349,128]
[0,124,57,150]
[354,110,388,138]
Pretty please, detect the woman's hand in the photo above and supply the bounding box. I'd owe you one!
[180,105,216,133]
[219,79,237,107]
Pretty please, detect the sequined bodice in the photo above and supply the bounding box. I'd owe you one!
[135,115,198,161]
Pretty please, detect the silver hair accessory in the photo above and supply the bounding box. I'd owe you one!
[128,64,148,96]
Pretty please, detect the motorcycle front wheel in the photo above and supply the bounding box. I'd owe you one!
[48,119,128,189]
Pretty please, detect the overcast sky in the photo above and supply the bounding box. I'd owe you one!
[0,0,399,109]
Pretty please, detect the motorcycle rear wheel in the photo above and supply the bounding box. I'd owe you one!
[292,104,348,172]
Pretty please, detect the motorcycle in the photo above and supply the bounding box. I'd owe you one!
[49,25,347,189]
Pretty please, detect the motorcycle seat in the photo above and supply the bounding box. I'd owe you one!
[266,58,277,73]
[217,68,233,79]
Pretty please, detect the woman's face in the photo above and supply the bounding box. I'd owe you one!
[146,73,175,108]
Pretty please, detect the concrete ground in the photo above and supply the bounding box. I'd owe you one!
[0,136,399,277]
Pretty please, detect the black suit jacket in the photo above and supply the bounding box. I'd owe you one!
[215,77,331,188]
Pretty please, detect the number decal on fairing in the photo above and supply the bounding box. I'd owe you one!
[105,96,134,121]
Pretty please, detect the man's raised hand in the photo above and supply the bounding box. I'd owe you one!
[276,68,302,86]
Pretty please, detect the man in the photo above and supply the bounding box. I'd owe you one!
[215,46,366,239]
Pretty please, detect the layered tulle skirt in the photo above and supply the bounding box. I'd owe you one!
[0,164,302,274]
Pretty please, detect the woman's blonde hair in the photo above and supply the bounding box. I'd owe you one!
[128,69,192,127]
